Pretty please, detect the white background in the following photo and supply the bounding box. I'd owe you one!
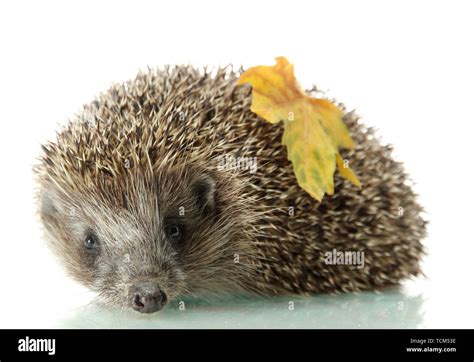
[0,0,473,328]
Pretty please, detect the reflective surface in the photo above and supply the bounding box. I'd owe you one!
[58,288,425,329]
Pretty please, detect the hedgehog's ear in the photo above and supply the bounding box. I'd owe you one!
[192,174,216,215]
[40,189,64,229]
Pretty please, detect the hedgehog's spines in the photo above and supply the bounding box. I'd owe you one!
[36,65,426,299]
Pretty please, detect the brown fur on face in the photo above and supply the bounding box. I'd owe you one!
[39,162,259,309]
[35,65,427,312]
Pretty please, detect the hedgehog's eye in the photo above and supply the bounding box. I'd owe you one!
[84,234,98,250]
[165,224,183,243]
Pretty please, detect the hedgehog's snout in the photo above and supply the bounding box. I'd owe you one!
[128,282,168,314]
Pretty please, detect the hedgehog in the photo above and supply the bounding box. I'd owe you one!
[35,65,426,314]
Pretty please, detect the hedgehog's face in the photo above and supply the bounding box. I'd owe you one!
[39,167,243,314]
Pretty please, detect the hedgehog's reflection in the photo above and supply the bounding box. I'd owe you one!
[58,287,424,329]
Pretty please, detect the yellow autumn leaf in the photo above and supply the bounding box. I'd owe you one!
[238,56,361,201]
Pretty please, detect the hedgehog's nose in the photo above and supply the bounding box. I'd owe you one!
[129,282,168,313]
